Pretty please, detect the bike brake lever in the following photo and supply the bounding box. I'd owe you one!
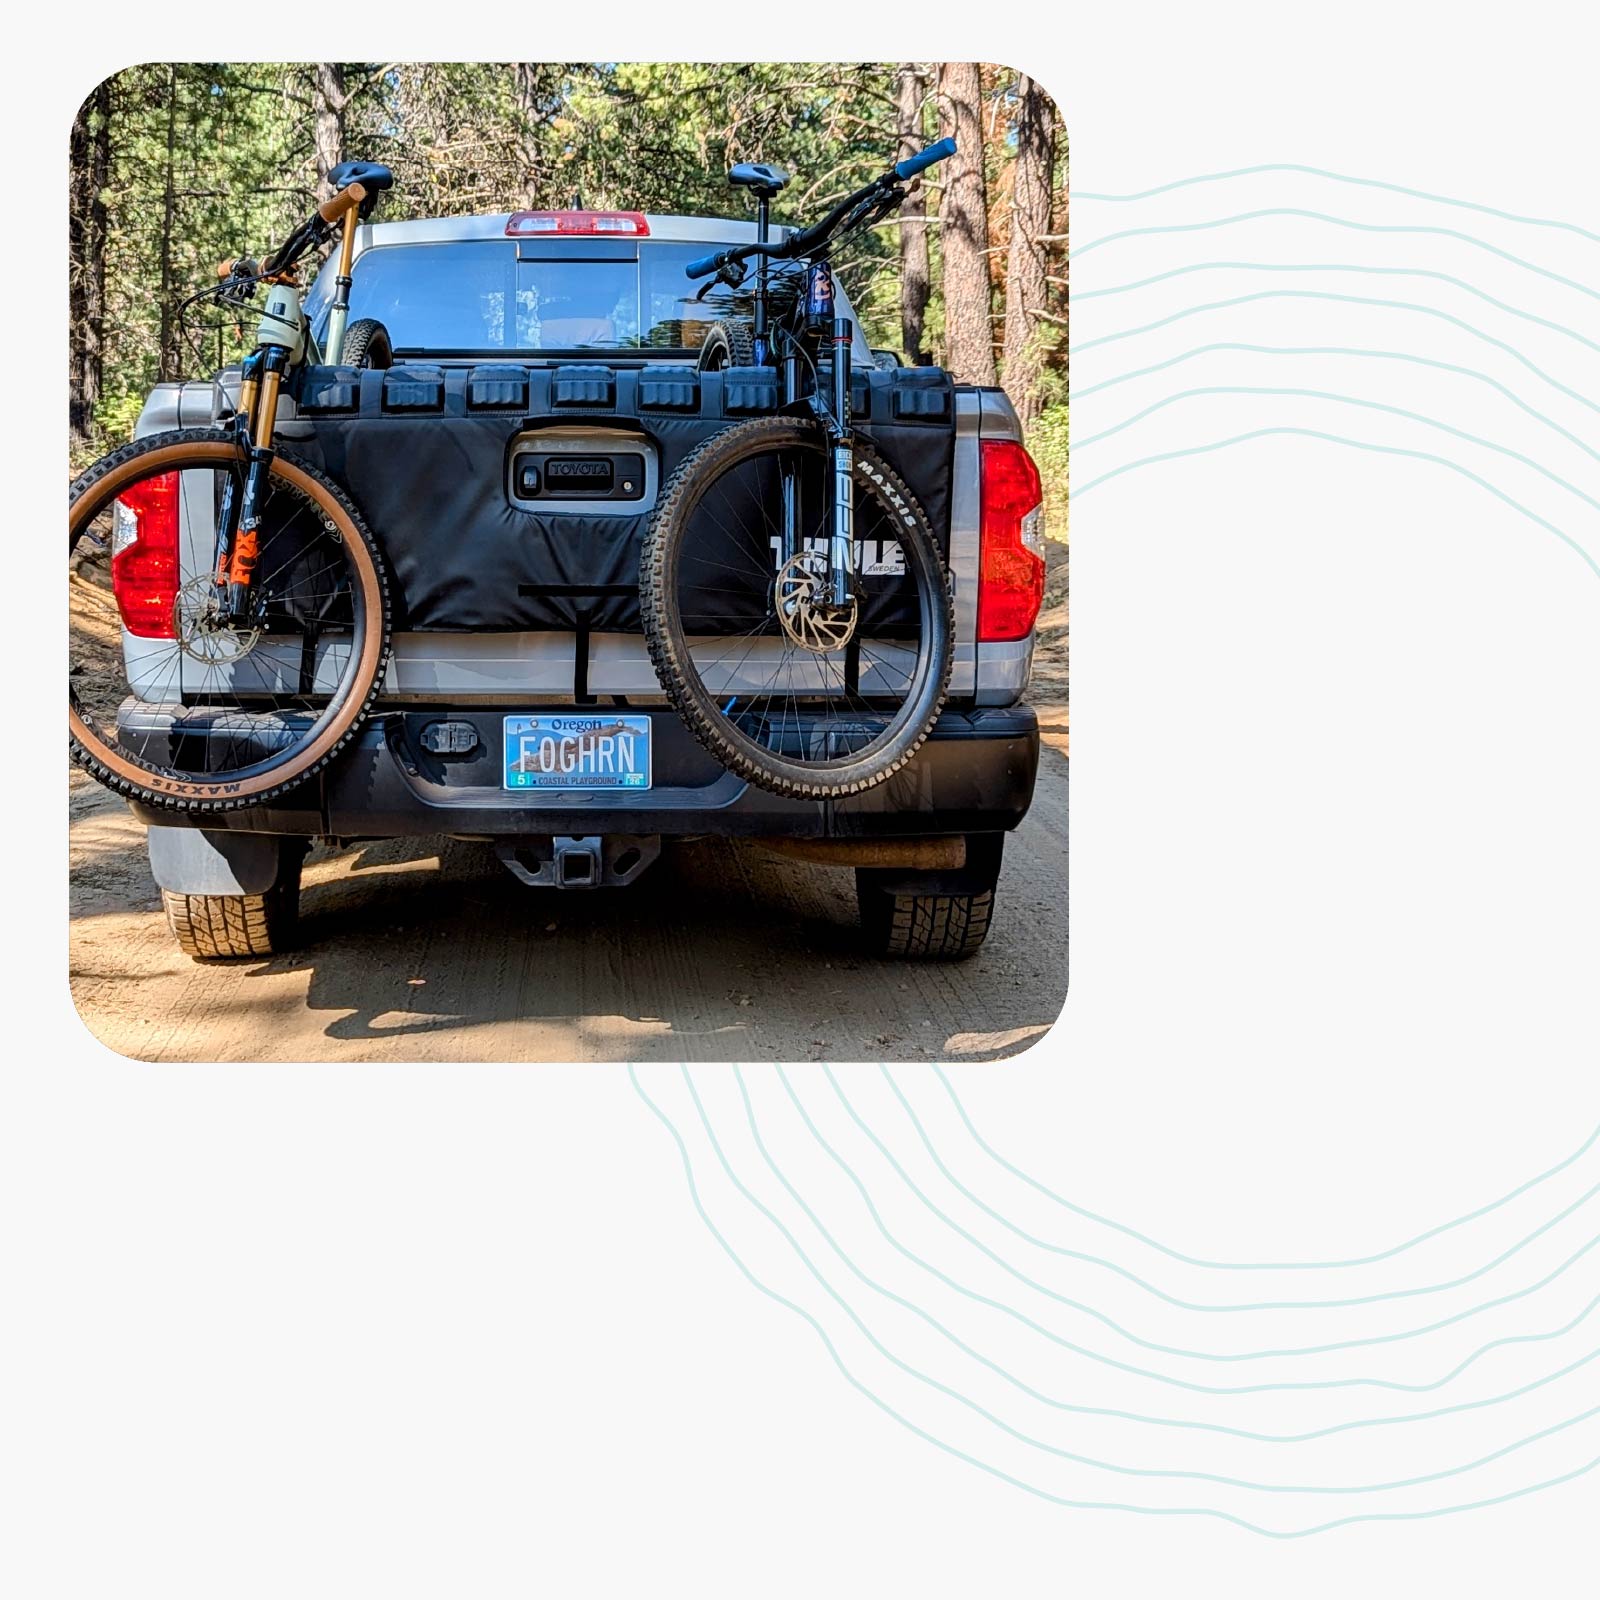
[694,259,748,301]
[212,257,258,307]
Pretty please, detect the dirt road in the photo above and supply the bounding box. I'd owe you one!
[68,688,1066,1065]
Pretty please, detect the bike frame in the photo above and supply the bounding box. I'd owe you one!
[211,182,366,624]
[688,138,954,615]
[747,196,858,609]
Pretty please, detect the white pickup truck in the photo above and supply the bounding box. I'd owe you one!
[131,205,1045,960]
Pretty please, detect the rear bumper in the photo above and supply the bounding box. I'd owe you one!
[127,703,1041,841]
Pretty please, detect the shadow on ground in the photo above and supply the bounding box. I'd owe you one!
[68,734,1068,1064]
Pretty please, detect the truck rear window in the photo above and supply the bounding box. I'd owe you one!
[315,239,750,355]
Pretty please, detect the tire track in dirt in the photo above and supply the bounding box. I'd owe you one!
[68,718,1067,1064]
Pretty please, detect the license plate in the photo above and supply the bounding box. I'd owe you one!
[503,714,652,791]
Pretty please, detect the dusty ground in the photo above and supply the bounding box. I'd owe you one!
[68,695,1067,1065]
[68,525,1067,1064]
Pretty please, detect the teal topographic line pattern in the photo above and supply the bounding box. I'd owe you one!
[630,1064,1600,1537]
[1073,278,1600,381]
[1075,164,1600,244]
[1068,210,1600,303]
[928,1067,1600,1272]
[824,1066,1600,1362]
[631,166,1600,1534]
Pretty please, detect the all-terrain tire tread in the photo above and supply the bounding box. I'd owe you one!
[163,886,296,960]
[863,887,995,961]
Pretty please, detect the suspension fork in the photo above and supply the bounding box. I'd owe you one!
[827,317,856,608]
[210,348,259,597]
[217,343,289,624]
[779,347,801,565]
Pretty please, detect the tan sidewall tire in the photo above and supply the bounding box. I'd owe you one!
[70,433,389,811]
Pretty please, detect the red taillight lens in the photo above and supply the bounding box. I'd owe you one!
[977,439,1046,642]
[110,471,180,639]
[504,210,650,236]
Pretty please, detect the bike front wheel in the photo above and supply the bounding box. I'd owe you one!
[641,417,954,798]
[69,428,391,812]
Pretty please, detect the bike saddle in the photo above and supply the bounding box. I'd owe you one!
[728,162,789,196]
[328,160,394,217]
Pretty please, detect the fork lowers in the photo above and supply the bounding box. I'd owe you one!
[828,318,855,607]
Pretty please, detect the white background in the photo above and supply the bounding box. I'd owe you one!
[9,4,1600,1594]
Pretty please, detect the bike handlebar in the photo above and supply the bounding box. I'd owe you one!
[317,181,368,225]
[684,139,957,281]
[894,136,956,182]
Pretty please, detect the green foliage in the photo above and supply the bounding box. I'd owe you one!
[1027,403,1070,542]
[76,62,1067,448]
[94,64,310,437]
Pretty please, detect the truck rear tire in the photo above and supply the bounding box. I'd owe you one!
[163,876,300,961]
[858,883,995,960]
[855,833,1004,960]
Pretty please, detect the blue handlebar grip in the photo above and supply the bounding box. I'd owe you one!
[685,251,723,279]
[894,137,957,181]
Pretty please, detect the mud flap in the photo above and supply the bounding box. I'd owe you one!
[146,826,307,897]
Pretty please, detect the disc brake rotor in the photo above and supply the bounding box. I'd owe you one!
[173,574,262,665]
[774,551,858,653]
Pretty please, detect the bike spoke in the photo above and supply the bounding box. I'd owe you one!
[70,452,374,790]
[659,430,944,781]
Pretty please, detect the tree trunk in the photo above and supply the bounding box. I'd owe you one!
[69,79,111,446]
[894,64,931,363]
[156,67,180,383]
[936,62,996,385]
[1001,75,1056,427]
[313,62,347,202]
[514,63,566,209]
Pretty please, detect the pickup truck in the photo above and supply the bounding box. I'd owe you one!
[131,206,1045,961]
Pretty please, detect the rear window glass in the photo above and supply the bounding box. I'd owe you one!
[311,239,763,354]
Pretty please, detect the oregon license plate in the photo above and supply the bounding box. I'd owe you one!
[503,714,652,790]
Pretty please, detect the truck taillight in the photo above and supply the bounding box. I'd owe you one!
[977,440,1046,642]
[110,472,180,639]
[504,210,650,237]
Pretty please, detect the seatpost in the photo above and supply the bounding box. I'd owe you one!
[325,207,361,363]
[753,191,769,361]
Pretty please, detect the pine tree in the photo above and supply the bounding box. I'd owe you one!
[936,62,996,384]
[1001,75,1056,425]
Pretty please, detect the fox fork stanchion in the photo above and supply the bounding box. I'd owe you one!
[223,343,288,622]
[210,347,260,594]
[220,278,303,623]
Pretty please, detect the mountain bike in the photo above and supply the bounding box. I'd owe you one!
[640,137,959,798]
[68,162,397,810]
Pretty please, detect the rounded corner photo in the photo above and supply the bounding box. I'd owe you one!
[67,61,1067,1063]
